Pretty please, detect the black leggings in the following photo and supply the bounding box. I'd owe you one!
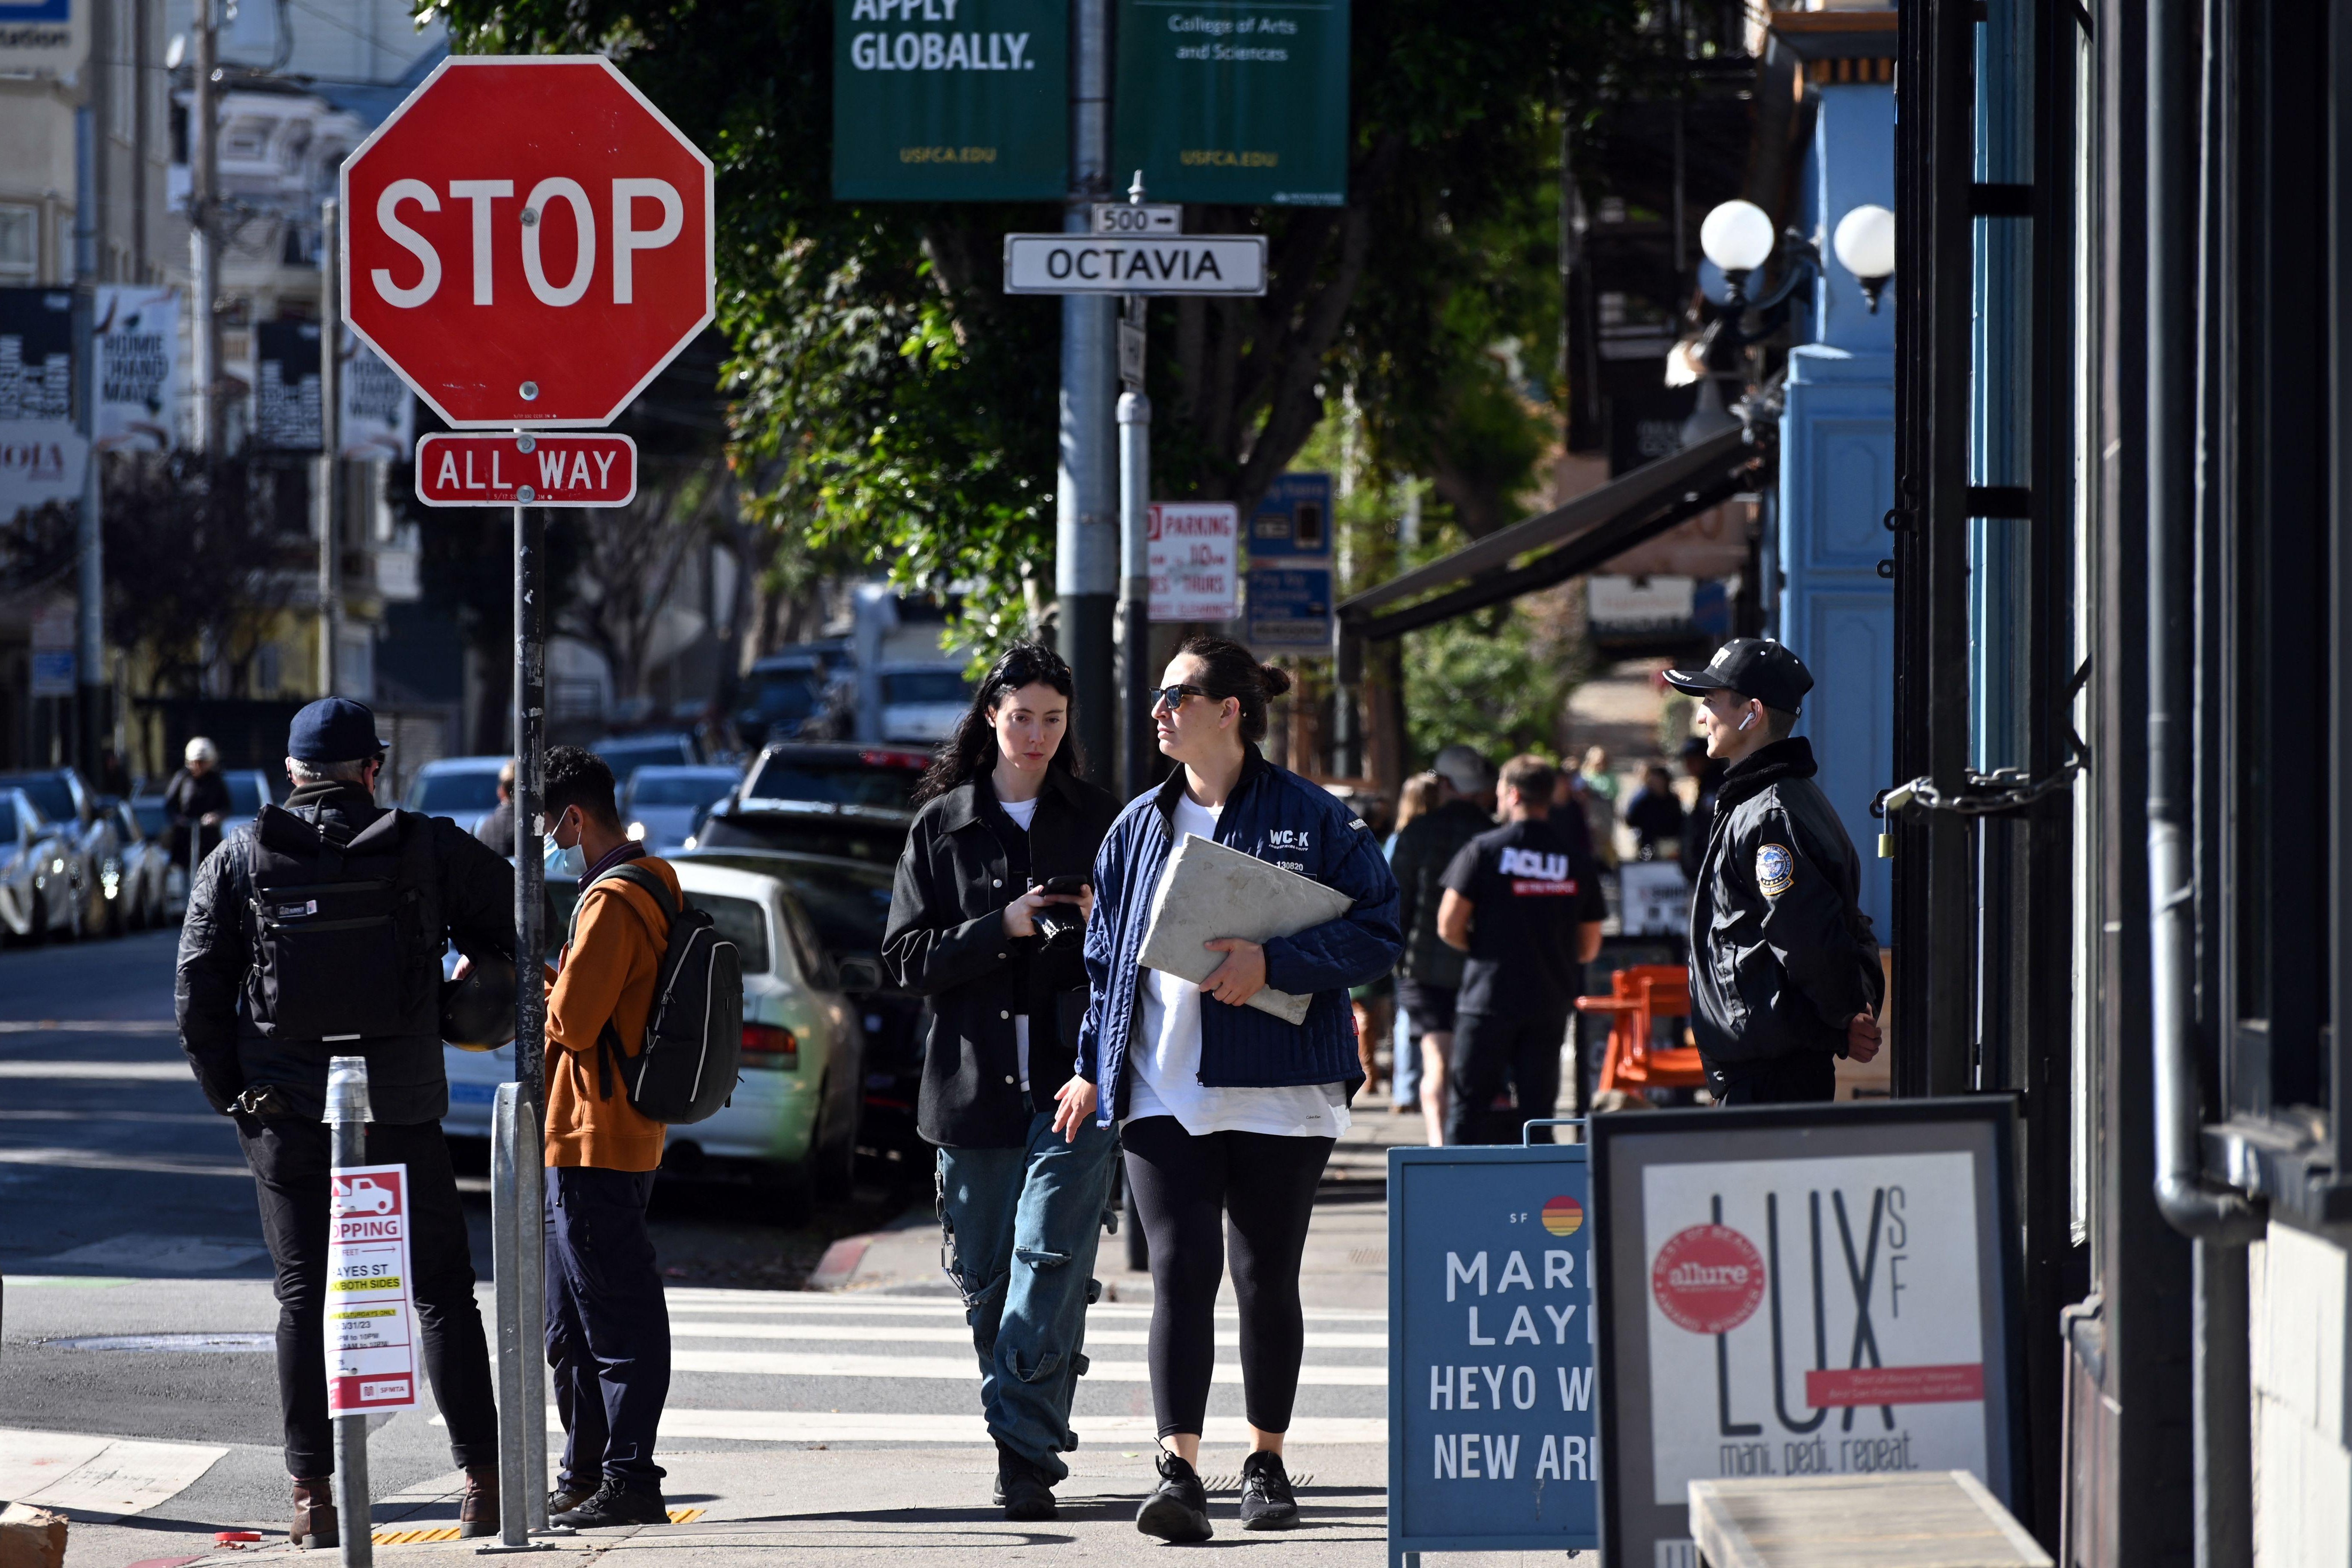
[1121,1115,1334,1438]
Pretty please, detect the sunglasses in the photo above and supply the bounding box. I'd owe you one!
[1151,683,1210,713]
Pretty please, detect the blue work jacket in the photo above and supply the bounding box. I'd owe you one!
[1078,745,1402,1125]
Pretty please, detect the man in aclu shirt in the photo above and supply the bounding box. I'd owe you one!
[1434,754,1606,1144]
[1663,638,1884,1102]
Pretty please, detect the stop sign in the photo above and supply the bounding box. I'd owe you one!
[340,57,714,429]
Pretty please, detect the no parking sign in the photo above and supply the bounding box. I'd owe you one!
[326,1163,420,1414]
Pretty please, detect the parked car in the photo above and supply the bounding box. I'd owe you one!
[442,859,876,1217]
[622,764,744,854]
[401,756,510,831]
[0,788,82,945]
[589,732,703,792]
[677,846,926,1177]
[875,664,972,743]
[691,800,916,868]
[96,796,169,930]
[128,793,189,920]
[734,640,854,749]
[735,742,930,812]
[0,768,116,938]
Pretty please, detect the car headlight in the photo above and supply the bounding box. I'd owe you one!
[626,821,647,842]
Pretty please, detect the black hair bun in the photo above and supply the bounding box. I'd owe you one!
[1257,662,1293,699]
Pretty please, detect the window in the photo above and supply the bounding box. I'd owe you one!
[0,207,37,280]
[881,670,973,706]
[743,756,922,809]
[696,894,772,976]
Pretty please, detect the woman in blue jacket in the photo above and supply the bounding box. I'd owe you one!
[1054,635,1402,1542]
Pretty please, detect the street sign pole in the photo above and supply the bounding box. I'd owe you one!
[326,1057,376,1568]
[1116,177,1153,800]
[1059,0,1116,785]
[317,197,341,696]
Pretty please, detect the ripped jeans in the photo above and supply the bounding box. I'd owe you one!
[936,1109,1119,1479]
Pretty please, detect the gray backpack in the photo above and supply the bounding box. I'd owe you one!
[570,862,743,1125]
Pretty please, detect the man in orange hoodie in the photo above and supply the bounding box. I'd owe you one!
[541,746,677,1529]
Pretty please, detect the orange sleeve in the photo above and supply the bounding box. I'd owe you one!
[546,887,645,1055]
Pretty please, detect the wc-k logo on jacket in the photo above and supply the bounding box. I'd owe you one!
[1266,828,1312,850]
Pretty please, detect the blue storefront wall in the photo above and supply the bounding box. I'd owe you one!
[1776,81,1895,937]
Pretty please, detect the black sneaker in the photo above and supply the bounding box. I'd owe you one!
[1135,1450,1213,1543]
[995,1441,1058,1522]
[1237,1450,1299,1530]
[550,1481,668,1529]
[547,1485,596,1517]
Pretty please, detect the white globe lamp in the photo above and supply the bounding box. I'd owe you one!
[1698,200,1776,301]
[1832,203,1897,313]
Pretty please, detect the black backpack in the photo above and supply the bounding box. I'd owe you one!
[246,804,439,1041]
[569,862,743,1125]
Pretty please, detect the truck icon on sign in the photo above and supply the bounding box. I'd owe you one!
[336,1177,396,1216]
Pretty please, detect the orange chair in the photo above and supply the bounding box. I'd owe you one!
[1573,963,1709,1092]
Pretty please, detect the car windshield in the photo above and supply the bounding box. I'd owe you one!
[223,774,268,815]
[743,755,923,809]
[744,672,820,724]
[596,738,694,778]
[684,852,896,958]
[4,795,31,841]
[113,804,141,842]
[695,893,773,975]
[628,771,738,808]
[132,799,167,837]
[0,774,76,825]
[882,670,971,705]
[694,811,911,866]
[412,769,504,818]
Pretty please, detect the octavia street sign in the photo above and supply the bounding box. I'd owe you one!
[416,433,638,508]
[1002,232,1266,295]
[341,56,716,429]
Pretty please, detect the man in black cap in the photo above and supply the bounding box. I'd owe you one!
[177,697,520,1547]
[1663,640,1884,1103]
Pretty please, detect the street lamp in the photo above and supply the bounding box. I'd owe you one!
[1832,203,1896,313]
[1698,199,1776,305]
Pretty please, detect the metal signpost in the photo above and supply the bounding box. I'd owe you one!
[325,1056,402,1568]
[1388,1130,1600,1565]
[340,55,715,1550]
[1588,1099,2024,1568]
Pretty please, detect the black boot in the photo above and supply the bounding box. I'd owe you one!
[1135,1450,1212,1543]
[1237,1449,1299,1530]
[995,1440,1058,1522]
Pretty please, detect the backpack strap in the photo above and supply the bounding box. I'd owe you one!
[566,859,676,1100]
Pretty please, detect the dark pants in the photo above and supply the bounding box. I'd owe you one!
[544,1165,669,1492]
[1447,1010,1568,1145]
[1711,1051,1839,1105]
[1122,1116,1334,1439]
[238,1118,497,1479]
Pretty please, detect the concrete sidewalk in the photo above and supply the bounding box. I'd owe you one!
[27,1112,1426,1568]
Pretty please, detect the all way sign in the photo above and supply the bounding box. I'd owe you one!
[1003,233,1266,295]
[417,432,637,507]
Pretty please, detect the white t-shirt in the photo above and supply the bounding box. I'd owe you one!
[998,791,1041,1089]
[1125,792,1353,1139]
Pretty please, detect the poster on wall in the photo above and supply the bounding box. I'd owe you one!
[254,320,322,452]
[340,331,414,460]
[0,287,74,422]
[0,0,88,79]
[1111,0,1349,206]
[1589,1098,2022,1568]
[95,286,180,451]
[832,0,1068,200]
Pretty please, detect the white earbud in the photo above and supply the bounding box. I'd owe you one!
[1738,711,1756,731]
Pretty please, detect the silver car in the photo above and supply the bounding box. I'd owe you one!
[621,765,743,854]
[99,797,170,930]
[0,768,118,938]
[0,789,82,944]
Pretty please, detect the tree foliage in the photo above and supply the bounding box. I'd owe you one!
[424,0,1647,641]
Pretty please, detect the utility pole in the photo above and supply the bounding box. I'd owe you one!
[1057,0,1116,781]
[72,0,108,779]
[316,199,340,695]
[1116,175,1152,800]
[190,0,219,456]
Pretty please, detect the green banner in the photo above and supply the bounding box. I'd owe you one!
[833,0,1068,201]
[1112,0,1349,207]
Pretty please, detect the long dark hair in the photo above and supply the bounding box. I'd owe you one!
[1176,634,1293,746]
[911,641,1083,805]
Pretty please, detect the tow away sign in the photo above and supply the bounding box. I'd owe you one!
[416,432,638,507]
[1003,233,1266,295]
[327,1164,421,1415]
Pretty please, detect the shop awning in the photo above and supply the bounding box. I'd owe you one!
[1335,424,1769,641]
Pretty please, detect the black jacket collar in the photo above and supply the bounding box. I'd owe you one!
[1714,737,1818,811]
[936,765,1090,834]
[1153,743,1269,826]
[286,779,374,813]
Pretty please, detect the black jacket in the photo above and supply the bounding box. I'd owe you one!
[1389,798,1491,989]
[1686,738,1883,1084]
[163,766,232,861]
[175,780,520,1124]
[883,767,1121,1148]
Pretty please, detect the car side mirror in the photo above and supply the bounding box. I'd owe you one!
[836,955,884,996]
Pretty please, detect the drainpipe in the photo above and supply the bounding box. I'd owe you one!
[2147,0,2257,1564]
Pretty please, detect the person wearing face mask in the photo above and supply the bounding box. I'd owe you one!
[881,642,1122,1521]
[1067,636,1402,1542]
[538,745,682,1529]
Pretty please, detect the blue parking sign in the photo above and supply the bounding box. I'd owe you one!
[1389,1142,1599,1564]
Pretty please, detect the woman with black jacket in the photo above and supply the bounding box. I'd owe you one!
[881,642,1122,1523]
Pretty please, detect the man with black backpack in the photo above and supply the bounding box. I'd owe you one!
[176,697,518,1550]
[539,746,713,1529]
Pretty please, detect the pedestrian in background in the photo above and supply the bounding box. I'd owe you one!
[473,758,517,853]
[540,745,679,1528]
[1066,636,1401,1542]
[1622,762,1687,860]
[164,735,232,870]
[1387,747,1494,1146]
[1385,773,1444,1115]
[1678,735,1726,887]
[1437,754,1607,1144]
[882,642,1121,1522]
[176,698,516,1549]
[1664,639,1884,1103]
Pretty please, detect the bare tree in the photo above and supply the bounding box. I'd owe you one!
[556,457,735,710]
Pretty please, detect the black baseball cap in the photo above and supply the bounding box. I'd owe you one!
[1663,638,1814,716]
[288,697,389,764]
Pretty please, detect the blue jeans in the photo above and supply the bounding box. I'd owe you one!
[935,1110,1119,1480]
[1391,1002,1420,1107]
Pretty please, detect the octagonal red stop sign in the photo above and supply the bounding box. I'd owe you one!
[340,56,713,429]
